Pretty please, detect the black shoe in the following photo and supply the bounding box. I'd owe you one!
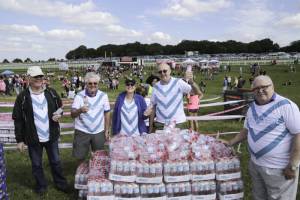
[55,184,70,193]
[35,187,47,195]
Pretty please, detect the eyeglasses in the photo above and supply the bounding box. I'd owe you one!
[87,82,98,86]
[158,69,168,74]
[126,83,135,87]
[252,84,272,92]
[32,75,44,80]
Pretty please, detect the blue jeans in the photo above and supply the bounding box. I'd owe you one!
[28,140,67,190]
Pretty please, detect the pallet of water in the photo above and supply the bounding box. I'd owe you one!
[109,160,137,182]
[166,182,191,200]
[215,157,241,181]
[136,162,163,184]
[163,161,191,183]
[87,177,114,200]
[218,180,244,200]
[114,182,140,200]
[191,181,216,200]
[74,162,89,190]
[140,183,166,200]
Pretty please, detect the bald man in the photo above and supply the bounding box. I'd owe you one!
[226,75,300,200]
[149,63,202,132]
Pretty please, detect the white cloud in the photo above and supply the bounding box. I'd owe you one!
[223,0,276,42]
[105,25,143,37]
[0,24,42,35]
[45,29,85,40]
[0,0,118,26]
[161,0,231,18]
[278,13,300,28]
[148,32,172,44]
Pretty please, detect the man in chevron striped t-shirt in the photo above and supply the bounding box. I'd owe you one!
[71,72,110,162]
[226,75,300,200]
[149,63,201,132]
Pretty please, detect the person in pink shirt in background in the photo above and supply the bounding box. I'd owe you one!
[187,89,203,131]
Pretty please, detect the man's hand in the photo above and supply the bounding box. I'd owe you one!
[52,114,62,122]
[105,130,111,140]
[283,164,298,180]
[17,142,26,153]
[80,105,89,113]
[144,105,153,117]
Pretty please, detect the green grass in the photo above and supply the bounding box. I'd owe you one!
[2,64,300,199]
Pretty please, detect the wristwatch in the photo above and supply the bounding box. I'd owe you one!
[290,164,299,171]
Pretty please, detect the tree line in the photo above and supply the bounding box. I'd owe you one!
[65,38,300,60]
[2,38,300,63]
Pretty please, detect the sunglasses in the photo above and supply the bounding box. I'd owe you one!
[87,82,98,86]
[158,69,168,74]
[252,84,271,92]
[32,75,44,80]
[126,83,135,87]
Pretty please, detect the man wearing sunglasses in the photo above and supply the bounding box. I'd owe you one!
[149,63,201,132]
[71,72,110,163]
[225,75,300,200]
[12,66,68,195]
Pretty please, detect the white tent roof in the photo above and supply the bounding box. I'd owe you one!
[199,59,209,63]
[182,58,196,64]
[59,62,69,70]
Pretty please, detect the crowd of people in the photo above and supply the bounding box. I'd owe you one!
[5,63,300,199]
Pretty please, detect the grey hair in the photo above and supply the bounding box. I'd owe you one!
[84,72,100,83]
[251,75,273,88]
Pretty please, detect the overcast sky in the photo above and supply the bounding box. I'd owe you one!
[0,0,299,61]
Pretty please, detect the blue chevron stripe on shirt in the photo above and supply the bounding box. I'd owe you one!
[249,129,290,159]
[248,116,285,142]
[33,112,49,123]
[32,97,47,109]
[250,99,290,123]
[153,78,179,97]
[157,99,182,120]
[35,126,49,138]
[80,115,104,133]
[81,107,104,123]
[154,88,182,109]
[121,123,138,136]
[121,110,137,124]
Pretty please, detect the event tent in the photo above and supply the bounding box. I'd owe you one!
[0,70,14,76]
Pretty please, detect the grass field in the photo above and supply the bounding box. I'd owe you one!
[1,64,300,199]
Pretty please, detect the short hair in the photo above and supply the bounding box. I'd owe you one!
[84,72,100,83]
[157,63,171,70]
[251,75,273,88]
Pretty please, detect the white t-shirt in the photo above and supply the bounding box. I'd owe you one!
[151,77,191,124]
[120,99,139,136]
[245,94,300,169]
[72,90,110,134]
[31,92,50,142]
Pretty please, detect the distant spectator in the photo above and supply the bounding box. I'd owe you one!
[0,76,6,95]
[237,76,245,88]
[199,80,206,93]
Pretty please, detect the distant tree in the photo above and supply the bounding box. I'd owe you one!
[65,38,289,59]
[48,58,56,62]
[24,58,32,63]
[281,40,300,52]
[2,59,9,63]
[12,58,23,63]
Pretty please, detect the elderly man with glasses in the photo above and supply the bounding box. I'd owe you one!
[12,66,68,195]
[71,72,110,162]
[149,63,201,132]
[225,75,300,200]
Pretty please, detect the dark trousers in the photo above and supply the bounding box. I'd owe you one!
[28,140,67,190]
